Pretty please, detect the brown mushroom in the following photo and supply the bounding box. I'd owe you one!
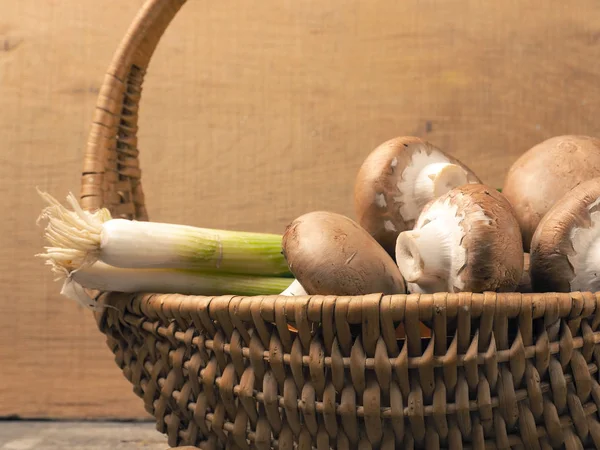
[529,177,600,293]
[395,184,523,294]
[354,136,481,256]
[282,211,406,295]
[502,135,600,251]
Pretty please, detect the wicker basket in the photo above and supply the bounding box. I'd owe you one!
[81,0,600,448]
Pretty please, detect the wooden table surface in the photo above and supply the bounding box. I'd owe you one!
[0,421,168,449]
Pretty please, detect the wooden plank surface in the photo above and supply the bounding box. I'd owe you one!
[0,421,167,449]
[2,0,600,419]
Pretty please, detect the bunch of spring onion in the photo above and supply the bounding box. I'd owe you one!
[36,190,306,309]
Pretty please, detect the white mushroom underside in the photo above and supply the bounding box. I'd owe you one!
[396,198,465,293]
[280,279,308,296]
[396,149,470,223]
[568,198,600,292]
[396,196,492,293]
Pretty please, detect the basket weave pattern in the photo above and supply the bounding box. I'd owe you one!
[96,291,600,449]
[81,0,600,448]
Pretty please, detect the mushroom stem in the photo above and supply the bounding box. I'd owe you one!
[569,211,600,292]
[413,163,469,216]
[396,220,452,292]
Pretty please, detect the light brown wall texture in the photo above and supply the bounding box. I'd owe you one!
[2,0,600,419]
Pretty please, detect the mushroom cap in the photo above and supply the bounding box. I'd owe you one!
[354,136,480,256]
[440,184,524,292]
[399,184,524,293]
[282,211,406,296]
[529,177,600,293]
[502,135,600,251]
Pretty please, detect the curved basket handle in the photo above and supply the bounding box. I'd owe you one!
[80,0,187,220]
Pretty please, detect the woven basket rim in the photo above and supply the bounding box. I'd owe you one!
[94,290,600,328]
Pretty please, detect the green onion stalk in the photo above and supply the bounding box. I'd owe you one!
[36,190,299,309]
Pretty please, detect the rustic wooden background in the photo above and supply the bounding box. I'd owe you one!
[2,0,600,420]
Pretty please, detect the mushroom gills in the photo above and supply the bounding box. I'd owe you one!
[396,222,451,292]
[397,149,470,224]
[568,197,600,292]
[395,198,468,293]
[395,184,523,294]
[353,136,480,258]
[414,162,469,206]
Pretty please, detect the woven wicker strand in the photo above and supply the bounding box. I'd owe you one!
[81,0,187,219]
[93,291,600,449]
[81,0,600,448]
